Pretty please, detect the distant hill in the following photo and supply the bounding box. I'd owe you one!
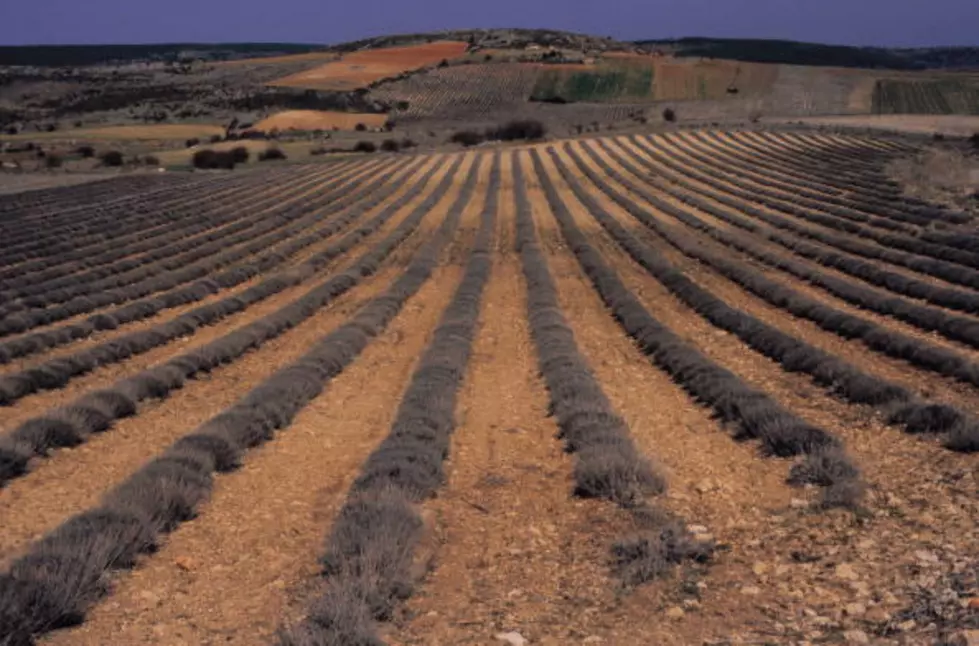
[0,43,325,67]
[636,37,979,70]
[3,32,977,71]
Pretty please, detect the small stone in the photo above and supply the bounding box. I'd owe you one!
[138,590,160,608]
[834,563,859,581]
[687,524,709,534]
[665,606,685,620]
[864,607,891,623]
[896,619,916,632]
[495,632,527,646]
[844,602,866,617]
[583,637,604,644]
[752,562,769,576]
[740,586,761,596]
[843,630,870,645]
[695,479,719,494]
[915,550,939,564]
[967,597,979,610]
[682,599,701,611]
[174,556,196,572]
[949,630,979,646]
[790,498,808,509]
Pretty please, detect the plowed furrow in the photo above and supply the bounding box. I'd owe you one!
[9,154,485,646]
[0,154,466,492]
[0,156,426,371]
[603,136,979,354]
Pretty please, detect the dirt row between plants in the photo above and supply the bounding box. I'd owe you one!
[40,155,490,646]
[0,154,464,566]
[537,144,979,644]
[0,159,394,373]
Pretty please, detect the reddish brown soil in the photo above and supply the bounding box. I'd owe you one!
[2,131,976,646]
[270,41,469,91]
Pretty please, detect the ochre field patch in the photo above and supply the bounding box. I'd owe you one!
[253,110,388,132]
[269,40,469,90]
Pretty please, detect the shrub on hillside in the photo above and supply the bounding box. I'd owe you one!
[257,147,287,161]
[44,154,63,169]
[449,130,484,147]
[970,132,979,149]
[99,150,124,167]
[354,122,367,132]
[662,107,676,122]
[143,155,160,167]
[380,139,400,152]
[353,140,377,153]
[230,146,250,164]
[400,138,417,149]
[75,145,95,158]
[209,134,222,144]
[486,119,546,142]
[185,137,200,148]
[192,149,236,169]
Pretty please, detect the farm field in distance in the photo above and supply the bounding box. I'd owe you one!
[0,127,977,646]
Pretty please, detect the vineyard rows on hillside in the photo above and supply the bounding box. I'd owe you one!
[0,130,976,646]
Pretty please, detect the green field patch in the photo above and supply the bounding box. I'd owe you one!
[530,62,653,102]
[873,79,979,115]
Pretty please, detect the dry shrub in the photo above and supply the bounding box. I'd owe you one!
[258,147,287,162]
[99,150,124,167]
[192,149,236,169]
[887,147,979,209]
[611,510,713,586]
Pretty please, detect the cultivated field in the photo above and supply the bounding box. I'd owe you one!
[269,41,470,91]
[0,130,977,646]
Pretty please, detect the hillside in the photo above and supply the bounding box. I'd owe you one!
[637,37,979,70]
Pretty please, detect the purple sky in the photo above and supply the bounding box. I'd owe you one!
[3,0,977,47]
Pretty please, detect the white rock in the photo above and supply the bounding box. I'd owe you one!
[834,563,859,580]
[843,630,870,644]
[496,632,528,646]
[665,606,685,620]
[740,586,761,596]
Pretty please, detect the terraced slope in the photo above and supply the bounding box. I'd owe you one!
[0,131,976,646]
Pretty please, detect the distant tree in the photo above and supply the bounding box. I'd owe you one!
[400,138,417,149]
[353,141,377,153]
[230,146,250,164]
[380,139,400,152]
[44,154,63,169]
[192,149,236,169]
[662,107,676,122]
[354,122,367,132]
[486,119,546,142]
[258,147,287,161]
[143,155,160,166]
[449,130,484,147]
[99,150,124,167]
[969,132,979,149]
[75,145,95,158]
[185,137,200,148]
